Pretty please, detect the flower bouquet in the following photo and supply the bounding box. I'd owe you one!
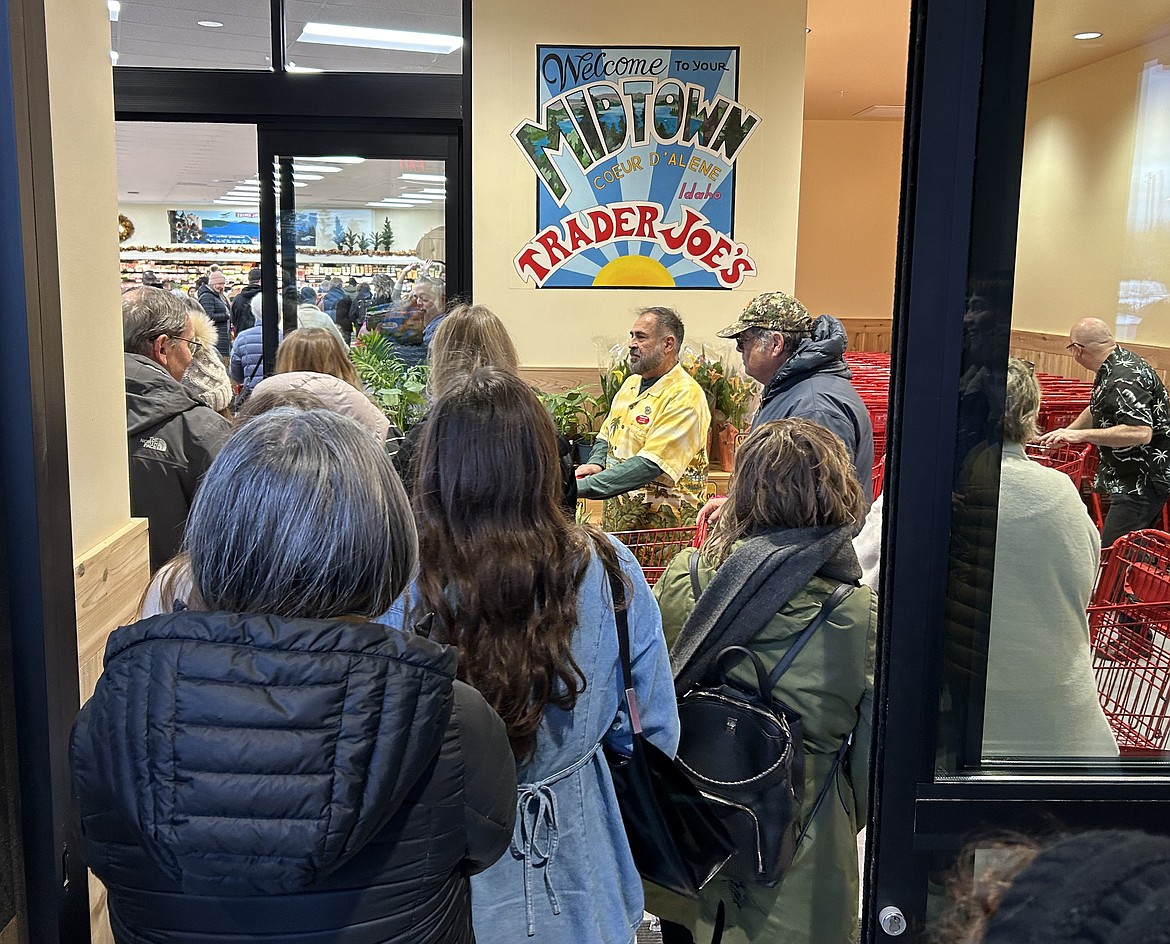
[680,345,759,470]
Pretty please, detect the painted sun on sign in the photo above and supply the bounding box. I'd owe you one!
[513,46,761,289]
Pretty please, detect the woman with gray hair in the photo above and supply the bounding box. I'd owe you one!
[70,409,517,944]
[981,356,1116,757]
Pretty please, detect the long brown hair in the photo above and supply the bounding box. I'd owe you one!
[428,303,520,398]
[275,327,361,388]
[410,367,620,762]
[704,418,866,566]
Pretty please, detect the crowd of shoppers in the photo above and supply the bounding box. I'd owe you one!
[83,279,1132,942]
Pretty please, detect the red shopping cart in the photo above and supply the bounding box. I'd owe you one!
[1090,531,1170,753]
[610,526,701,586]
[1024,441,1090,485]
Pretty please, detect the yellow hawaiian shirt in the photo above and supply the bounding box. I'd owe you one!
[599,362,711,531]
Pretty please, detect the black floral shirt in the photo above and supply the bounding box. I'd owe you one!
[1090,346,1170,496]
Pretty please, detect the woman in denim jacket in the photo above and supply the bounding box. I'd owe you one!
[385,368,678,944]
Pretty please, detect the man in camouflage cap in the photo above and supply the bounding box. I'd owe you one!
[714,290,874,500]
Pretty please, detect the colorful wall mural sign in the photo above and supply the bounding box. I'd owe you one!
[513,46,760,289]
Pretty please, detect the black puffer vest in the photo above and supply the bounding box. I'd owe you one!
[71,611,516,944]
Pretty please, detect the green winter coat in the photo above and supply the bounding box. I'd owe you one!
[647,546,876,944]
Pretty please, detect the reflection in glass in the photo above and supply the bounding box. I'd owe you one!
[284,0,462,74]
[110,0,271,70]
[939,1,1170,772]
[981,359,1118,758]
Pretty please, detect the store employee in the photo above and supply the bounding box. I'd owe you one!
[576,307,711,531]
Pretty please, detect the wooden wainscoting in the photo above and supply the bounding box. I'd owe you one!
[75,517,150,944]
[519,367,603,395]
[839,317,894,354]
[75,518,150,704]
[1010,329,1170,383]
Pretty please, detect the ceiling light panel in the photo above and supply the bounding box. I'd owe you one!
[296,22,463,55]
[291,163,342,173]
[284,0,463,75]
[399,173,446,183]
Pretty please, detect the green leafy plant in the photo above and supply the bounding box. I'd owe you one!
[379,219,395,250]
[350,333,430,431]
[538,385,603,439]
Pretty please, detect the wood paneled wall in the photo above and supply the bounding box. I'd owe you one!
[74,517,150,944]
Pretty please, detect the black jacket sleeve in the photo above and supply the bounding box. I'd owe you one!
[451,681,516,874]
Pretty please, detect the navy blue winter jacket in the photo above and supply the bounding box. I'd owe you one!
[755,314,875,501]
[196,284,231,358]
[70,611,517,944]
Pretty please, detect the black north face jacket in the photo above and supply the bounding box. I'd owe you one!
[71,610,517,944]
[124,353,230,570]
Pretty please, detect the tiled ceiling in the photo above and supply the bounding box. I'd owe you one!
[115,122,446,207]
[110,0,462,72]
[112,0,1170,201]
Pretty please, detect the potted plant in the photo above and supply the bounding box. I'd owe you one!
[349,333,430,432]
[538,385,603,464]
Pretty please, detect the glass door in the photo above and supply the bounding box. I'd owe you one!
[256,129,462,377]
[868,0,1170,940]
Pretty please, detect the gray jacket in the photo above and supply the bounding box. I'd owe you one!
[755,314,875,500]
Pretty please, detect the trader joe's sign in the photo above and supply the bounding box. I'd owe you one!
[513,46,760,289]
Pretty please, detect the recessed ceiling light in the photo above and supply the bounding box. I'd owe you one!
[417,188,446,195]
[297,22,463,55]
[399,173,446,183]
[315,156,366,164]
[292,163,342,173]
[108,0,120,21]
[380,200,416,206]
[395,196,436,202]
[197,20,224,28]
[292,173,323,181]
[286,63,324,74]
[1073,31,1102,40]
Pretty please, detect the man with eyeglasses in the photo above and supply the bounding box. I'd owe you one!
[1039,317,1170,546]
[123,287,230,571]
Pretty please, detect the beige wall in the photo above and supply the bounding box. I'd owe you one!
[472,2,808,367]
[44,0,132,560]
[1014,34,1170,342]
[794,120,903,321]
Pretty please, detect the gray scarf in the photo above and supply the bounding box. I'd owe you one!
[670,525,861,694]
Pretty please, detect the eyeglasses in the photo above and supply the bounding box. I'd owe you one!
[168,335,203,356]
[1065,341,1084,353]
[1022,359,1036,375]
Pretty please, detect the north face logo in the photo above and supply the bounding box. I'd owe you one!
[141,436,168,453]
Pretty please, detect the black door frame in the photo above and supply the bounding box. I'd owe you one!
[256,126,464,373]
[2,0,93,937]
[866,0,1170,940]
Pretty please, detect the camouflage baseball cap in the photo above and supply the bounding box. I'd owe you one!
[715,291,813,338]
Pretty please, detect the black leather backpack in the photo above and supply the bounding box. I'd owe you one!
[674,577,853,886]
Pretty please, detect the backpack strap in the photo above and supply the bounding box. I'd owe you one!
[607,567,641,734]
[688,548,703,601]
[764,584,852,693]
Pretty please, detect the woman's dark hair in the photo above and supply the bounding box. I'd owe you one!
[185,408,416,620]
[410,367,620,762]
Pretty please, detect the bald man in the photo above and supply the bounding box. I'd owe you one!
[1039,317,1170,546]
